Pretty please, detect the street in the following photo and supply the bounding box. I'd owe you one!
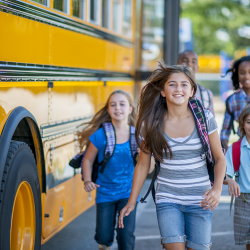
[41,180,245,250]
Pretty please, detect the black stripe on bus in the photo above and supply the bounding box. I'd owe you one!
[0,0,133,48]
[0,61,132,82]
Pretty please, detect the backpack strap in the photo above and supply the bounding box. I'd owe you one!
[188,99,213,161]
[207,89,211,109]
[188,99,215,181]
[140,160,160,204]
[226,96,236,135]
[230,139,242,215]
[232,139,242,173]
[99,122,116,173]
[130,126,138,166]
[198,84,205,107]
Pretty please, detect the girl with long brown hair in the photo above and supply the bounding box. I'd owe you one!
[119,64,226,250]
[80,90,138,250]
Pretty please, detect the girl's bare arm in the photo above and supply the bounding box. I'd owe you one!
[119,141,151,228]
[82,142,100,192]
[201,131,226,210]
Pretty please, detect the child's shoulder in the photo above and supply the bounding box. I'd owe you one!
[204,109,214,120]
[226,89,243,102]
[90,127,105,138]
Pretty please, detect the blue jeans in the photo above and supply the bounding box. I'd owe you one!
[156,202,212,250]
[95,198,137,250]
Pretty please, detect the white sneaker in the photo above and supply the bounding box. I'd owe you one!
[98,245,111,250]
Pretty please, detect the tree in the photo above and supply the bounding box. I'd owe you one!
[181,0,250,56]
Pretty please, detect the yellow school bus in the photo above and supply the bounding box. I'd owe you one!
[0,0,180,249]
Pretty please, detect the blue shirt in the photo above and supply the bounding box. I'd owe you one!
[89,127,139,204]
[221,89,250,141]
[226,135,250,193]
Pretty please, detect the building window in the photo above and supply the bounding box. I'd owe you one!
[102,0,110,29]
[54,0,69,14]
[89,0,100,24]
[123,0,132,38]
[113,0,121,33]
[73,0,86,19]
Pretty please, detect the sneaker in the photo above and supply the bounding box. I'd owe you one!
[98,245,111,250]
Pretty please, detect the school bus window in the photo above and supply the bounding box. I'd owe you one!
[73,0,86,19]
[31,0,48,6]
[123,0,132,38]
[54,0,69,14]
[89,0,101,24]
[113,0,121,33]
[102,0,110,29]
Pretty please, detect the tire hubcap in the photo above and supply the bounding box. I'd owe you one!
[10,181,36,250]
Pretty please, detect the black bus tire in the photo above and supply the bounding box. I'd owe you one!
[0,140,41,250]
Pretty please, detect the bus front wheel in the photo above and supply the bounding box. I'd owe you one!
[0,140,41,250]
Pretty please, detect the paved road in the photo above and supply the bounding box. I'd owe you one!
[41,180,245,250]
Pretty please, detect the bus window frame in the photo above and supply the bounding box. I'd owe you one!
[29,0,50,8]
[112,0,122,34]
[72,0,86,20]
[53,0,70,15]
[122,0,132,38]
[88,0,101,26]
[102,0,111,30]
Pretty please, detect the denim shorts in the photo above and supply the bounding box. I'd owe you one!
[156,202,212,250]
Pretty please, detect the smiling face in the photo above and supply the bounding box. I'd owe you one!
[238,61,250,89]
[244,114,250,140]
[107,93,132,122]
[160,73,194,106]
[177,51,199,74]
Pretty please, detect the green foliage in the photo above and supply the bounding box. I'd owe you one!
[181,0,250,56]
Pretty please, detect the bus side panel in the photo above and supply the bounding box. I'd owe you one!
[0,84,49,125]
[0,12,133,72]
[41,83,134,240]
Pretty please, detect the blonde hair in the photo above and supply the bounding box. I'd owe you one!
[77,90,136,148]
[238,103,250,138]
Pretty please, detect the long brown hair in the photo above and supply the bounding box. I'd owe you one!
[135,63,197,162]
[78,90,137,149]
[238,103,250,138]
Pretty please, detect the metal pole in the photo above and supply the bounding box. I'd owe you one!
[163,0,180,65]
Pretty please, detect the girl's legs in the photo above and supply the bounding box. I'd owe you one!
[95,201,116,249]
[116,198,137,250]
[163,242,185,250]
[163,243,197,250]
[159,204,212,250]
[184,206,212,250]
[156,203,186,248]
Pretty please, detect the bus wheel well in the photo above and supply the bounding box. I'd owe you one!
[11,117,46,193]
[12,118,36,158]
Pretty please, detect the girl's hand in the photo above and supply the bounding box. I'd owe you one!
[118,203,135,228]
[228,179,240,197]
[200,187,222,211]
[84,181,100,192]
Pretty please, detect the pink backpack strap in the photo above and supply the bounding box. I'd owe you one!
[232,139,242,172]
